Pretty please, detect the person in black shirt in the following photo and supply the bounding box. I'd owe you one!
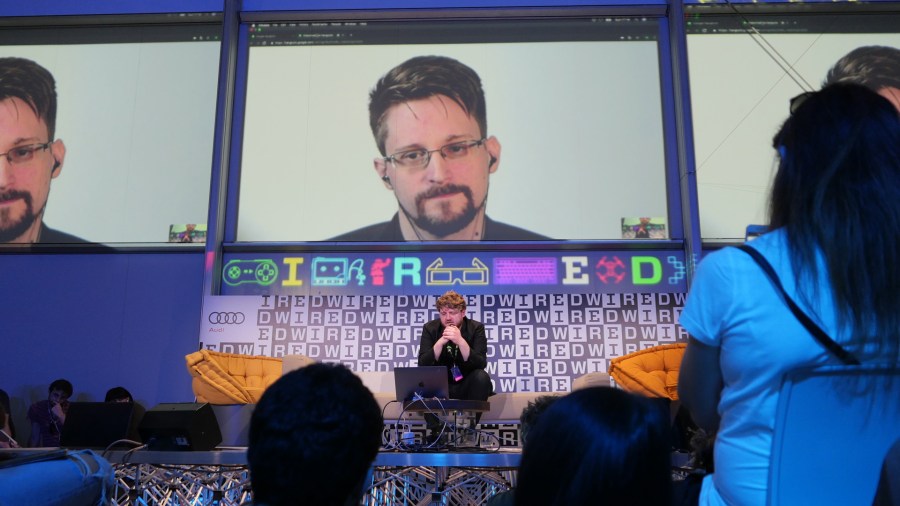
[417,290,492,441]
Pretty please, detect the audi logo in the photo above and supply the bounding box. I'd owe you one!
[208,312,245,325]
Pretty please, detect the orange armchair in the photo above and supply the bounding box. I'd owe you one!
[608,343,687,400]
[185,350,284,404]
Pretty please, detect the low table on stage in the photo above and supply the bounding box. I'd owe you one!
[105,447,520,505]
[402,399,491,447]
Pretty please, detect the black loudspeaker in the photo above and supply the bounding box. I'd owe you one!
[138,402,222,451]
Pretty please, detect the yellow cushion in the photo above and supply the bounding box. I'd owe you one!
[185,350,284,404]
[608,343,686,400]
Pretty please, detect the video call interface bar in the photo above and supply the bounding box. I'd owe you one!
[685,12,900,34]
[247,17,659,47]
[0,14,222,45]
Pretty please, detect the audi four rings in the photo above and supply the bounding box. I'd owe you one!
[208,312,245,324]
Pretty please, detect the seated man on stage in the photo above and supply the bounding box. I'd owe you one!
[417,290,492,442]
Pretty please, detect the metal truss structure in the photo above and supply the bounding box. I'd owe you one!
[108,449,520,506]
[365,465,515,506]
[112,463,251,505]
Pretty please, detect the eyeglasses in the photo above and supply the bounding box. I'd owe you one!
[789,91,815,115]
[439,309,462,318]
[0,142,52,165]
[384,138,486,170]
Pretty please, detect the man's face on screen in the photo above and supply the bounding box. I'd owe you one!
[375,95,500,239]
[0,97,64,243]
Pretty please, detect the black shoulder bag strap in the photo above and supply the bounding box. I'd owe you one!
[737,244,860,366]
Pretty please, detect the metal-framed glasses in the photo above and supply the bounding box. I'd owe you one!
[384,138,486,169]
[0,142,52,165]
[439,309,462,318]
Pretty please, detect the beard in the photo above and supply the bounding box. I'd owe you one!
[407,184,484,238]
[0,189,38,242]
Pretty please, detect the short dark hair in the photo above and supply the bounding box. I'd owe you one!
[248,363,383,506]
[824,45,900,91]
[48,379,72,397]
[514,387,672,506]
[519,395,559,445]
[369,55,487,156]
[105,387,133,403]
[0,57,58,140]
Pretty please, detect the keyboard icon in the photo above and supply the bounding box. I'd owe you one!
[493,257,557,285]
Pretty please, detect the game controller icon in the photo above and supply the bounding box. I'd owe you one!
[223,259,279,286]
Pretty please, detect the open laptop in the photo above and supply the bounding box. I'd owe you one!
[60,402,136,449]
[393,366,450,407]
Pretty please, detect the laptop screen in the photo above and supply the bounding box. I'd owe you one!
[60,402,134,449]
[393,366,450,403]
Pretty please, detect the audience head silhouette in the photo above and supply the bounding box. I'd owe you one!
[247,363,383,506]
[824,45,900,111]
[514,386,672,506]
[48,378,72,399]
[518,394,559,446]
[104,386,134,403]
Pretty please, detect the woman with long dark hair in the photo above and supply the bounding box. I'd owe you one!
[679,83,900,505]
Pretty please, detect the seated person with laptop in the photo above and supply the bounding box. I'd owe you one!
[417,290,492,442]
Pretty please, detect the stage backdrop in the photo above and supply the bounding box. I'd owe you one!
[200,292,687,393]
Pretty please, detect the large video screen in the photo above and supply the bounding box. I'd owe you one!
[0,14,221,245]
[236,15,669,242]
[687,8,900,240]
